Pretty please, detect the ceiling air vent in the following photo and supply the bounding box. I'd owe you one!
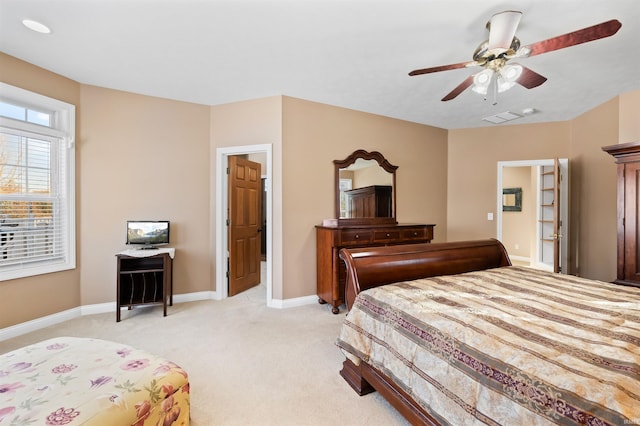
[482,111,523,124]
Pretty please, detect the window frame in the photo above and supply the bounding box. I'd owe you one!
[0,82,76,281]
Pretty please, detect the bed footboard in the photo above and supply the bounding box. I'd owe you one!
[340,359,440,425]
[338,239,511,310]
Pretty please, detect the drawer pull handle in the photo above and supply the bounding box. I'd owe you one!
[414,232,418,236]
[355,234,359,239]
[386,233,390,237]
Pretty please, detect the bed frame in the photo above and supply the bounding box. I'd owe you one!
[337,239,511,426]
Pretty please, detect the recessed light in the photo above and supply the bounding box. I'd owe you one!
[22,19,52,34]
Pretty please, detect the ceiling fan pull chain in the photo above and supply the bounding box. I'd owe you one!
[491,76,499,106]
[485,71,499,105]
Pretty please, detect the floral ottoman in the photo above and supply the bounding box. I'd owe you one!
[0,337,189,425]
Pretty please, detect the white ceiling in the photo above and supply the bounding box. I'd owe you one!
[1,0,638,130]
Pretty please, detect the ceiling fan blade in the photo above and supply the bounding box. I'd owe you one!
[515,65,547,89]
[520,19,622,57]
[487,10,522,51]
[409,61,475,76]
[441,75,474,101]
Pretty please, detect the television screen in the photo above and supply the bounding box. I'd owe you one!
[126,221,170,248]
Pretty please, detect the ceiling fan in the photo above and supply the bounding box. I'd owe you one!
[409,11,622,103]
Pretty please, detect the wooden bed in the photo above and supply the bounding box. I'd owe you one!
[336,239,640,425]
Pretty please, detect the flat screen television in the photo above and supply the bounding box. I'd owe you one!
[126,220,170,249]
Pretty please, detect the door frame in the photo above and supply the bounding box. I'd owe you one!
[216,144,273,305]
[496,159,569,273]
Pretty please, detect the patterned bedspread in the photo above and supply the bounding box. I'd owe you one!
[337,266,640,425]
[0,337,189,425]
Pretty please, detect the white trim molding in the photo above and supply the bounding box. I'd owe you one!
[0,307,81,341]
[215,144,274,307]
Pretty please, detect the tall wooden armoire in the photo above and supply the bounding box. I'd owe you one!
[344,185,392,218]
[603,141,640,287]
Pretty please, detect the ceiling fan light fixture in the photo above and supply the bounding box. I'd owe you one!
[472,69,493,94]
[502,64,522,82]
[497,80,516,93]
[472,64,523,96]
[496,64,523,92]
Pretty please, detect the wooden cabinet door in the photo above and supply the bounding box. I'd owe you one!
[623,161,640,283]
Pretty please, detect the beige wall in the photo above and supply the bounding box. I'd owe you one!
[447,92,640,282]
[0,53,82,327]
[501,167,534,259]
[281,97,449,298]
[447,122,571,242]
[569,98,619,280]
[79,85,212,305]
[619,91,640,144]
[353,164,393,188]
[2,48,639,328]
[210,96,283,298]
[0,54,211,328]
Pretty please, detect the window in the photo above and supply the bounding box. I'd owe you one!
[0,83,75,280]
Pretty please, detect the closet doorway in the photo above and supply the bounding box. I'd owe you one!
[497,159,569,273]
[216,144,273,304]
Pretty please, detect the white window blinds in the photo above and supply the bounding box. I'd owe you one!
[1,128,68,268]
[0,82,75,281]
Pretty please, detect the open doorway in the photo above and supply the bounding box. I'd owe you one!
[216,144,273,305]
[497,159,569,273]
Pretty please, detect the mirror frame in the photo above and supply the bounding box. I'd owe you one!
[334,149,398,225]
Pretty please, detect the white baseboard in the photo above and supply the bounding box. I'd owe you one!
[76,291,218,317]
[81,302,115,316]
[174,291,217,303]
[1,290,317,341]
[269,295,319,309]
[0,307,82,342]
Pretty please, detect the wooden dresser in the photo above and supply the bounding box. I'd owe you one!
[316,223,435,313]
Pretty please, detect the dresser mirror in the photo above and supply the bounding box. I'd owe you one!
[334,150,397,225]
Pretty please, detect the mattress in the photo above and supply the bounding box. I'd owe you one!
[0,336,189,425]
[337,266,640,425]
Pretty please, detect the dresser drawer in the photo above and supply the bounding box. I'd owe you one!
[401,226,432,241]
[373,230,401,243]
[339,229,373,246]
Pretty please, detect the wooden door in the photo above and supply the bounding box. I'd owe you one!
[537,158,567,273]
[552,158,561,273]
[228,156,262,296]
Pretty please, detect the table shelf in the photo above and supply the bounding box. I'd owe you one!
[116,250,173,322]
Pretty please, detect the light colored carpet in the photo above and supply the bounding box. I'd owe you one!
[0,283,409,426]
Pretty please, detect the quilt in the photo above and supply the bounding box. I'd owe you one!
[0,337,189,425]
[337,266,640,425]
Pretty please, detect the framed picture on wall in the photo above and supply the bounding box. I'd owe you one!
[502,187,522,212]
